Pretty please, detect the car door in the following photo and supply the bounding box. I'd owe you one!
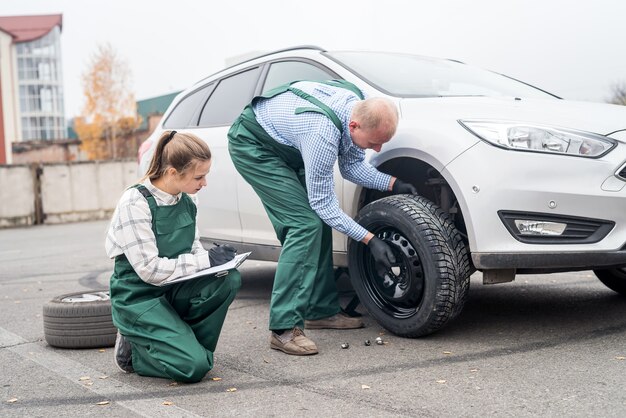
[235,59,346,248]
[192,66,262,243]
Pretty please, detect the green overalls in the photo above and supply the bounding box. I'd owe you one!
[110,185,241,383]
[227,80,363,331]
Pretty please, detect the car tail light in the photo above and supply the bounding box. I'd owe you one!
[137,139,153,164]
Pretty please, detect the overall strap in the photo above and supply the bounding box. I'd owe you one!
[318,79,365,99]
[290,79,364,134]
[251,79,365,135]
[290,87,344,134]
[257,79,364,101]
[134,184,194,217]
[133,184,158,232]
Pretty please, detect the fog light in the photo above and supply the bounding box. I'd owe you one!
[514,220,566,236]
[499,211,613,244]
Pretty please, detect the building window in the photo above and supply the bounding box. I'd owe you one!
[16,26,65,141]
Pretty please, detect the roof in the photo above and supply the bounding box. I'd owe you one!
[0,14,62,42]
[136,91,181,130]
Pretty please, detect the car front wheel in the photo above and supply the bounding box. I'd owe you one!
[594,268,626,295]
[348,195,471,337]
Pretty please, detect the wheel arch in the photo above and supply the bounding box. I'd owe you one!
[354,151,472,250]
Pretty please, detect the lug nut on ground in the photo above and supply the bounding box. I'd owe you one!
[341,343,350,349]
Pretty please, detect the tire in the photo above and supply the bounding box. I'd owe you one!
[348,194,471,337]
[43,290,116,349]
[594,268,626,295]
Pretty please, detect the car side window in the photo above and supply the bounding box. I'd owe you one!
[163,84,213,128]
[198,67,261,127]
[262,61,336,93]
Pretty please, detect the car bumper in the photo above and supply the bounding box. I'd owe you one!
[445,140,626,256]
[472,249,626,272]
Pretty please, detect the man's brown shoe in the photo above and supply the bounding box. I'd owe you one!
[305,312,364,330]
[270,327,318,356]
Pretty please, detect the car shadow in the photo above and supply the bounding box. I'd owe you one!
[437,274,626,343]
[236,266,626,344]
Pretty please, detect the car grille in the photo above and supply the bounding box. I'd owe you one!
[618,163,626,180]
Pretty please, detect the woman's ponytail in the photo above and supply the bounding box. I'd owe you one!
[142,131,211,181]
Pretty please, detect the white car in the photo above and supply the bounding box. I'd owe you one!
[139,46,626,337]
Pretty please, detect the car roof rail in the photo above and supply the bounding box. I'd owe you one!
[229,45,326,68]
[194,45,327,86]
[252,45,326,61]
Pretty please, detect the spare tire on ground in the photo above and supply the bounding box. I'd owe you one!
[43,290,116,349]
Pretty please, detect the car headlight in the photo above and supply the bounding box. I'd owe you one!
[458,120,616,157]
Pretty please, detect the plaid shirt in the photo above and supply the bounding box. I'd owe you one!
[253,81,392,241]
[105,179,210,286]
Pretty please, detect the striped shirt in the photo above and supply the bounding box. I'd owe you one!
[105,179,210,286]
[253,81,392,241]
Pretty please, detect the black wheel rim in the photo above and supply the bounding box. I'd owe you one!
[359,227,425,319]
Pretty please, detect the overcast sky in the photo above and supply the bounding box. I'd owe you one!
[1,0,625,118]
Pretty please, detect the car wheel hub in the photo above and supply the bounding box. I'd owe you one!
[363,228,425,318]
[61,291,110,303]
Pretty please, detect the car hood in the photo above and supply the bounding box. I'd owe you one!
[399,97,626,139]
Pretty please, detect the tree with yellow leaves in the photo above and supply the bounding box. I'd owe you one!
[76,43,140,160]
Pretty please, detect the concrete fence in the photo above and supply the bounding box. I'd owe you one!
[0,160,138,228]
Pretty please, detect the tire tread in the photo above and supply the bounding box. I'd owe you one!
[42,290,116,349]
[350,194,471,337]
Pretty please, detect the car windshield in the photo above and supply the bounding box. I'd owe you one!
[326,51,558,99]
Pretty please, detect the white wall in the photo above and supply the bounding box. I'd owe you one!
[0,164,35,227]
[0,160,138,227]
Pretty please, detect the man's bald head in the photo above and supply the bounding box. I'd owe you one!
[351,97,399,141]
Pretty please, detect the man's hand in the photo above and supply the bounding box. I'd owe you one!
[209,244,237,266]
[391,178,418,195]
[368,237,396,277]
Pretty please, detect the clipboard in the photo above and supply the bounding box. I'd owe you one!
[168,252,251,284]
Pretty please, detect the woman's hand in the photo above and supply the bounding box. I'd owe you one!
[209,244,237,266]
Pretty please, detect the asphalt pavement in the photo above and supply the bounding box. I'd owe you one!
[1,220,626,417]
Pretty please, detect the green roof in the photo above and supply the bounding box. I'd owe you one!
[136,91,181,130]
[67,122,77,139]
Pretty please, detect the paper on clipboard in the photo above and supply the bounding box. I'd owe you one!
[169,252,251,284]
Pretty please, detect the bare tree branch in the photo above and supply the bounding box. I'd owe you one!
[609,82,626,106]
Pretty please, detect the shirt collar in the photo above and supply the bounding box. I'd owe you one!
[340,100,358,153]
[143,178,181,205]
